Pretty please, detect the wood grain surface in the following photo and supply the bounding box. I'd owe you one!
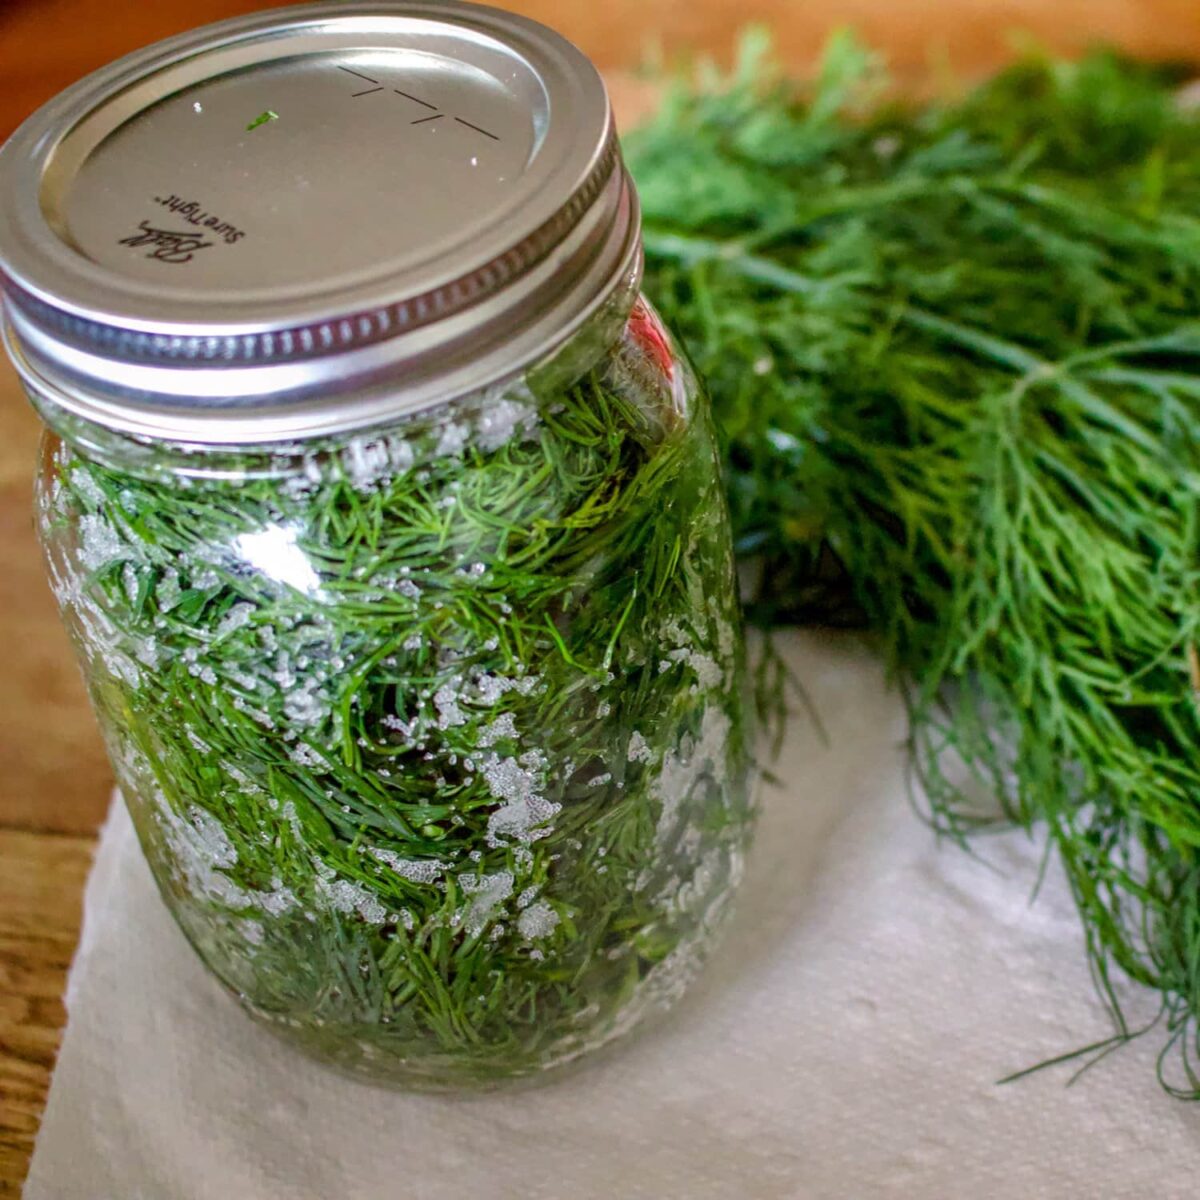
[2,0,1200,1191]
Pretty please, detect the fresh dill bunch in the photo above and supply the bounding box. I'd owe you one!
[629,31,1200,1093]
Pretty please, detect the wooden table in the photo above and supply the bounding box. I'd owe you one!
[2,0,1198,1191]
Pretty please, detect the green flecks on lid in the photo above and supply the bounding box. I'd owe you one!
[246,110,279,132]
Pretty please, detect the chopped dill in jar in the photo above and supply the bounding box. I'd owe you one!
[39,309,753,1086]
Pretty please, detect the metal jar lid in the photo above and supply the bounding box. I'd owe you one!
[0,1,640,443]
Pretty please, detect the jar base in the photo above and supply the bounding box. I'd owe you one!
[220,896,741,1093]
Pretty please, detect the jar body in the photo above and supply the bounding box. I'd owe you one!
[33,290,753,1086]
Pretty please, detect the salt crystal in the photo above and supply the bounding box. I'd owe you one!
[382,713,417,739]
[517,900,559,940]
[654,706,731,847]
[131,636,160,668]
[478,711,518,747]
[216,602,255,638]
[369,847,444,884]
[244,704,274,728]
[289,742,325,769]
[122,562,140,604]
[388,439,415,472]
[284,684,328,727]
[434,421,469,457]
[686,651,723,690]
[481,750,561,847]
[433,682,466,729]
[476,397,535,451]
[258,878,297,916]
[152,795,249,908]
[188,805,237,868]
[71,467,105,507]
[627,731,651,762]
[343,438,392,491]
[319,875,387,925]
[460,871,514,936]
[78,514,124,569]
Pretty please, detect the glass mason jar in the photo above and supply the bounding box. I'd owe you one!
[0,1,753,1087]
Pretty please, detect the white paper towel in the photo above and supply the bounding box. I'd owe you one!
[24,631,1200,1199]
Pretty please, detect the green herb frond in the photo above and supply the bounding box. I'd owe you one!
[630,31,1200,1094]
